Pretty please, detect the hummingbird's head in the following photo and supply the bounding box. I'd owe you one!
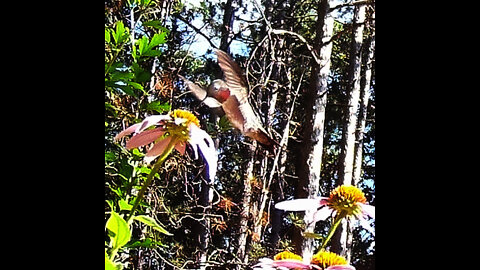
[208,79,230,103]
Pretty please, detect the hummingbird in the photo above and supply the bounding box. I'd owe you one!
[179,49,277,152]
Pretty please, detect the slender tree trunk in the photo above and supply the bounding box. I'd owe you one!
[198,179,214,270]
[220,0,236,53]
[294,0,334,261]
[236,143,256,268]
[331,4,367,262]
[352,27,375,185]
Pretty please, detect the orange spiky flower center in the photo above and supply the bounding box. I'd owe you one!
[327,185,367,217]
[274,251,303,261]
[311,251,348,268]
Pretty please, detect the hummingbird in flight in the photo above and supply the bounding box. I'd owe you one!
[179,50,277,152]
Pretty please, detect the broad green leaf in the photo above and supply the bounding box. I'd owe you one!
[218,115,232,131]
[113,21,125,45]
[137,36,149,56]
[127,81,144,91]
[143,49,162,57]
[105,151,116,162]
[135,166,151,175]
[105,249,118,270]
[126,238,161,248]
[113,21,129,46]
[142,20,162,29]
[111,70,135,81]
[148,33,166,50]
[105,29,111,43]
[106,211,131,251]
[143,100,170,113]
[131,62,151,83]
[117,85,137,97]
[118,199,133,211]
[134,215,172,235]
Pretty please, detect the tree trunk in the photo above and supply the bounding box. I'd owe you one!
[353,23,375,185]
[331,3,367,262]
[236,143,256,267]
[198,179,213,270]
[220,0,236,53]
[293,0,334,262]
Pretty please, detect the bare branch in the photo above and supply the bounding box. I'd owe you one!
[271,29,321,65]
[174,14,218,49]
[329,0,372,12]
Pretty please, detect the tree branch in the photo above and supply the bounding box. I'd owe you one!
[329,0,372,12]
[174,14,218,49]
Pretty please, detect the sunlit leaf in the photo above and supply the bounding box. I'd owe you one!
[106,211,131,251]
[134,215,172,235]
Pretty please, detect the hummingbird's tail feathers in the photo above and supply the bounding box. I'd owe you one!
[246,129,278,153]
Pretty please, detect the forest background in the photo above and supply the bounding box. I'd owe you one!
[105,0,375,269]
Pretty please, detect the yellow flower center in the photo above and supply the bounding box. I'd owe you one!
[311,251,347,268]
[274,251,303,261]
[171,109,200,127]
[162,110,200,143]
[327,185,366,217]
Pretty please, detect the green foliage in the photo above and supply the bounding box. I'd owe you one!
[106,211,131,258]
[105,0,375,268]
[133,215,172,236]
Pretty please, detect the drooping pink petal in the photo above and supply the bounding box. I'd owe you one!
[272,259,311,269]
[125,128,165,149]
[175,141,186,155]
[275,198,324,212]
[143,136,172,164]
[114,123,141,141]
[135,115,171,134]
[360,204,375,219]
[326,265,356,270]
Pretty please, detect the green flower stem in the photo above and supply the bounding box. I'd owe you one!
[319,211,347,250]
[126,138,177,222]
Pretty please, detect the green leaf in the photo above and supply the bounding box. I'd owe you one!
[143,100,170,113]
[106,211,131,251]
[105,151,116,162]
[105,29,111,43]
[137,36,149,56]
[127,81,144,92]
[143,49,162,57]
[132,62,152,83]
[218,115,232,131]
[134,215,172,235]
[142,20,162,29]
[110,70,135,81]
[303,232,324,239]
[126,238,163,249]
[113,21,129,45]
[118,199,133,211]
[117,85,137,97]
[105,249,118,270]
[148,33,166,50]
[135,166,151,175]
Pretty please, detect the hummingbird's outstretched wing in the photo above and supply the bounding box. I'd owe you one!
[215,50,249,102]
[178,75,223,109]
[215,50,279,152]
